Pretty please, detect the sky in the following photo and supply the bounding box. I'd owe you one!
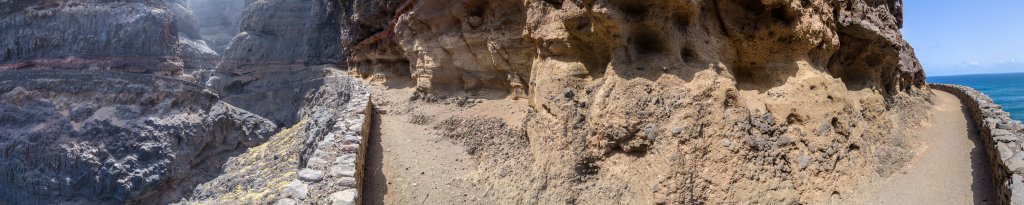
[902,0,1024,76]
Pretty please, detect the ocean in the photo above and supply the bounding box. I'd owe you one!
[928,72,1024,121]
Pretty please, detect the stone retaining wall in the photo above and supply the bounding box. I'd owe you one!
[930,83,1024,205]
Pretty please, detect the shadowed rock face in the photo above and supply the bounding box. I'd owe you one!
[0,70,277,205]
[215,0,345,75]
[0,1,380,204]
[0,0,218,82]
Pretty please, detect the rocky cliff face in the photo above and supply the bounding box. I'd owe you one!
[0,1,373,204]
[348,0,930,203]
[0,70,277,205]
[1,0,937,204]
[0,0,219,82]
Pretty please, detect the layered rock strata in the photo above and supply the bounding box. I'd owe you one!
[0,70,277,205]
[0,0,219,82]
[187,0,248,54]
[931,83,1024,205]
[1,1,379,204]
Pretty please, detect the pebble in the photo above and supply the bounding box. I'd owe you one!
[298,168,325,182]
[329,163,356,177]
[328,189,356,205]
[1014,174,1024,203]
[798,155,812,170]
[999,143,1015,161]
[1009,152,1024,173]
[348,123,362,132]
[335,177,357,187]
[274,198,298,205]
[283,180,308,199]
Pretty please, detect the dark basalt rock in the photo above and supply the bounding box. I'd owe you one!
[0,70,277,205]
[0,0,218,82]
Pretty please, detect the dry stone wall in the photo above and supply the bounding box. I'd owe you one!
[930,83,1024,205]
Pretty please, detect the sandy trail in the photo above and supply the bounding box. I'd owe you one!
[867,90,996,204]
[361,80,530,205]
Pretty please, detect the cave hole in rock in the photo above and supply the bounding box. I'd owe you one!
[680,47,698,63]
[736,0,767,13]
[630,26,668,55]
[564,16,611,78]
[770,6,799,25]
[731,62,799,92]
[801,0,812,7]
[463,0,489,17]
[672,11,693,32]
[612,0,649,20]
[827,42,885,91]
[541,0,564,8]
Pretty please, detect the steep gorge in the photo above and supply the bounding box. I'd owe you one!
[0,0,942,204]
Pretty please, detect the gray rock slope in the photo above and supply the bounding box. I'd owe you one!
[0,70,277,205]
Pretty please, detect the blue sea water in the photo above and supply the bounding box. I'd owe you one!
[928,72,1024,121]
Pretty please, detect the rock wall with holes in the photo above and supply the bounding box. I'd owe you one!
[350,0,933,203]
[931,83,1024,205]
[349,0,924,95]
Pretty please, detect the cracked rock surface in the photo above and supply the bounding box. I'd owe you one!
[0,70,277,205]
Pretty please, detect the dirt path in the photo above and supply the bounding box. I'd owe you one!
[360,80,531,205]
[866,90,996,204]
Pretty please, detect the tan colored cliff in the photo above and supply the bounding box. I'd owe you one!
[351,0,932,203]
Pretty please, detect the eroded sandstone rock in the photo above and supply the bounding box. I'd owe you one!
[350,0,931,203]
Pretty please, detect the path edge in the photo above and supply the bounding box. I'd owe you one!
[931,83,1024,205]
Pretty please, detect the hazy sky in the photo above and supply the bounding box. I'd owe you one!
[902,0,1024,76]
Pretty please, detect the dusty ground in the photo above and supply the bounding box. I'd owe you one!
[361,82,998,204]
[860,90,996,204]
[362,79,531,204]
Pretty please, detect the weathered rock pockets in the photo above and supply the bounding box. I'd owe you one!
[931,83,1024,205]
[350,0,932,203]
[0,0,944,204]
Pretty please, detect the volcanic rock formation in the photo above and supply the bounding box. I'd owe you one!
[0,70,277,204]
[0,0,944,204]
[0,0,219,82]
[347,0,931,203]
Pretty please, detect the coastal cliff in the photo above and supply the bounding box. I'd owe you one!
[0,0,949,204]
[348,0,930,203]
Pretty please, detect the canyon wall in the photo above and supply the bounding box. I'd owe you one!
[0,70,277,204]
[349,0,931,203]
[0,1,375,204]
[1,0,942,204]
[0,0,218,82]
